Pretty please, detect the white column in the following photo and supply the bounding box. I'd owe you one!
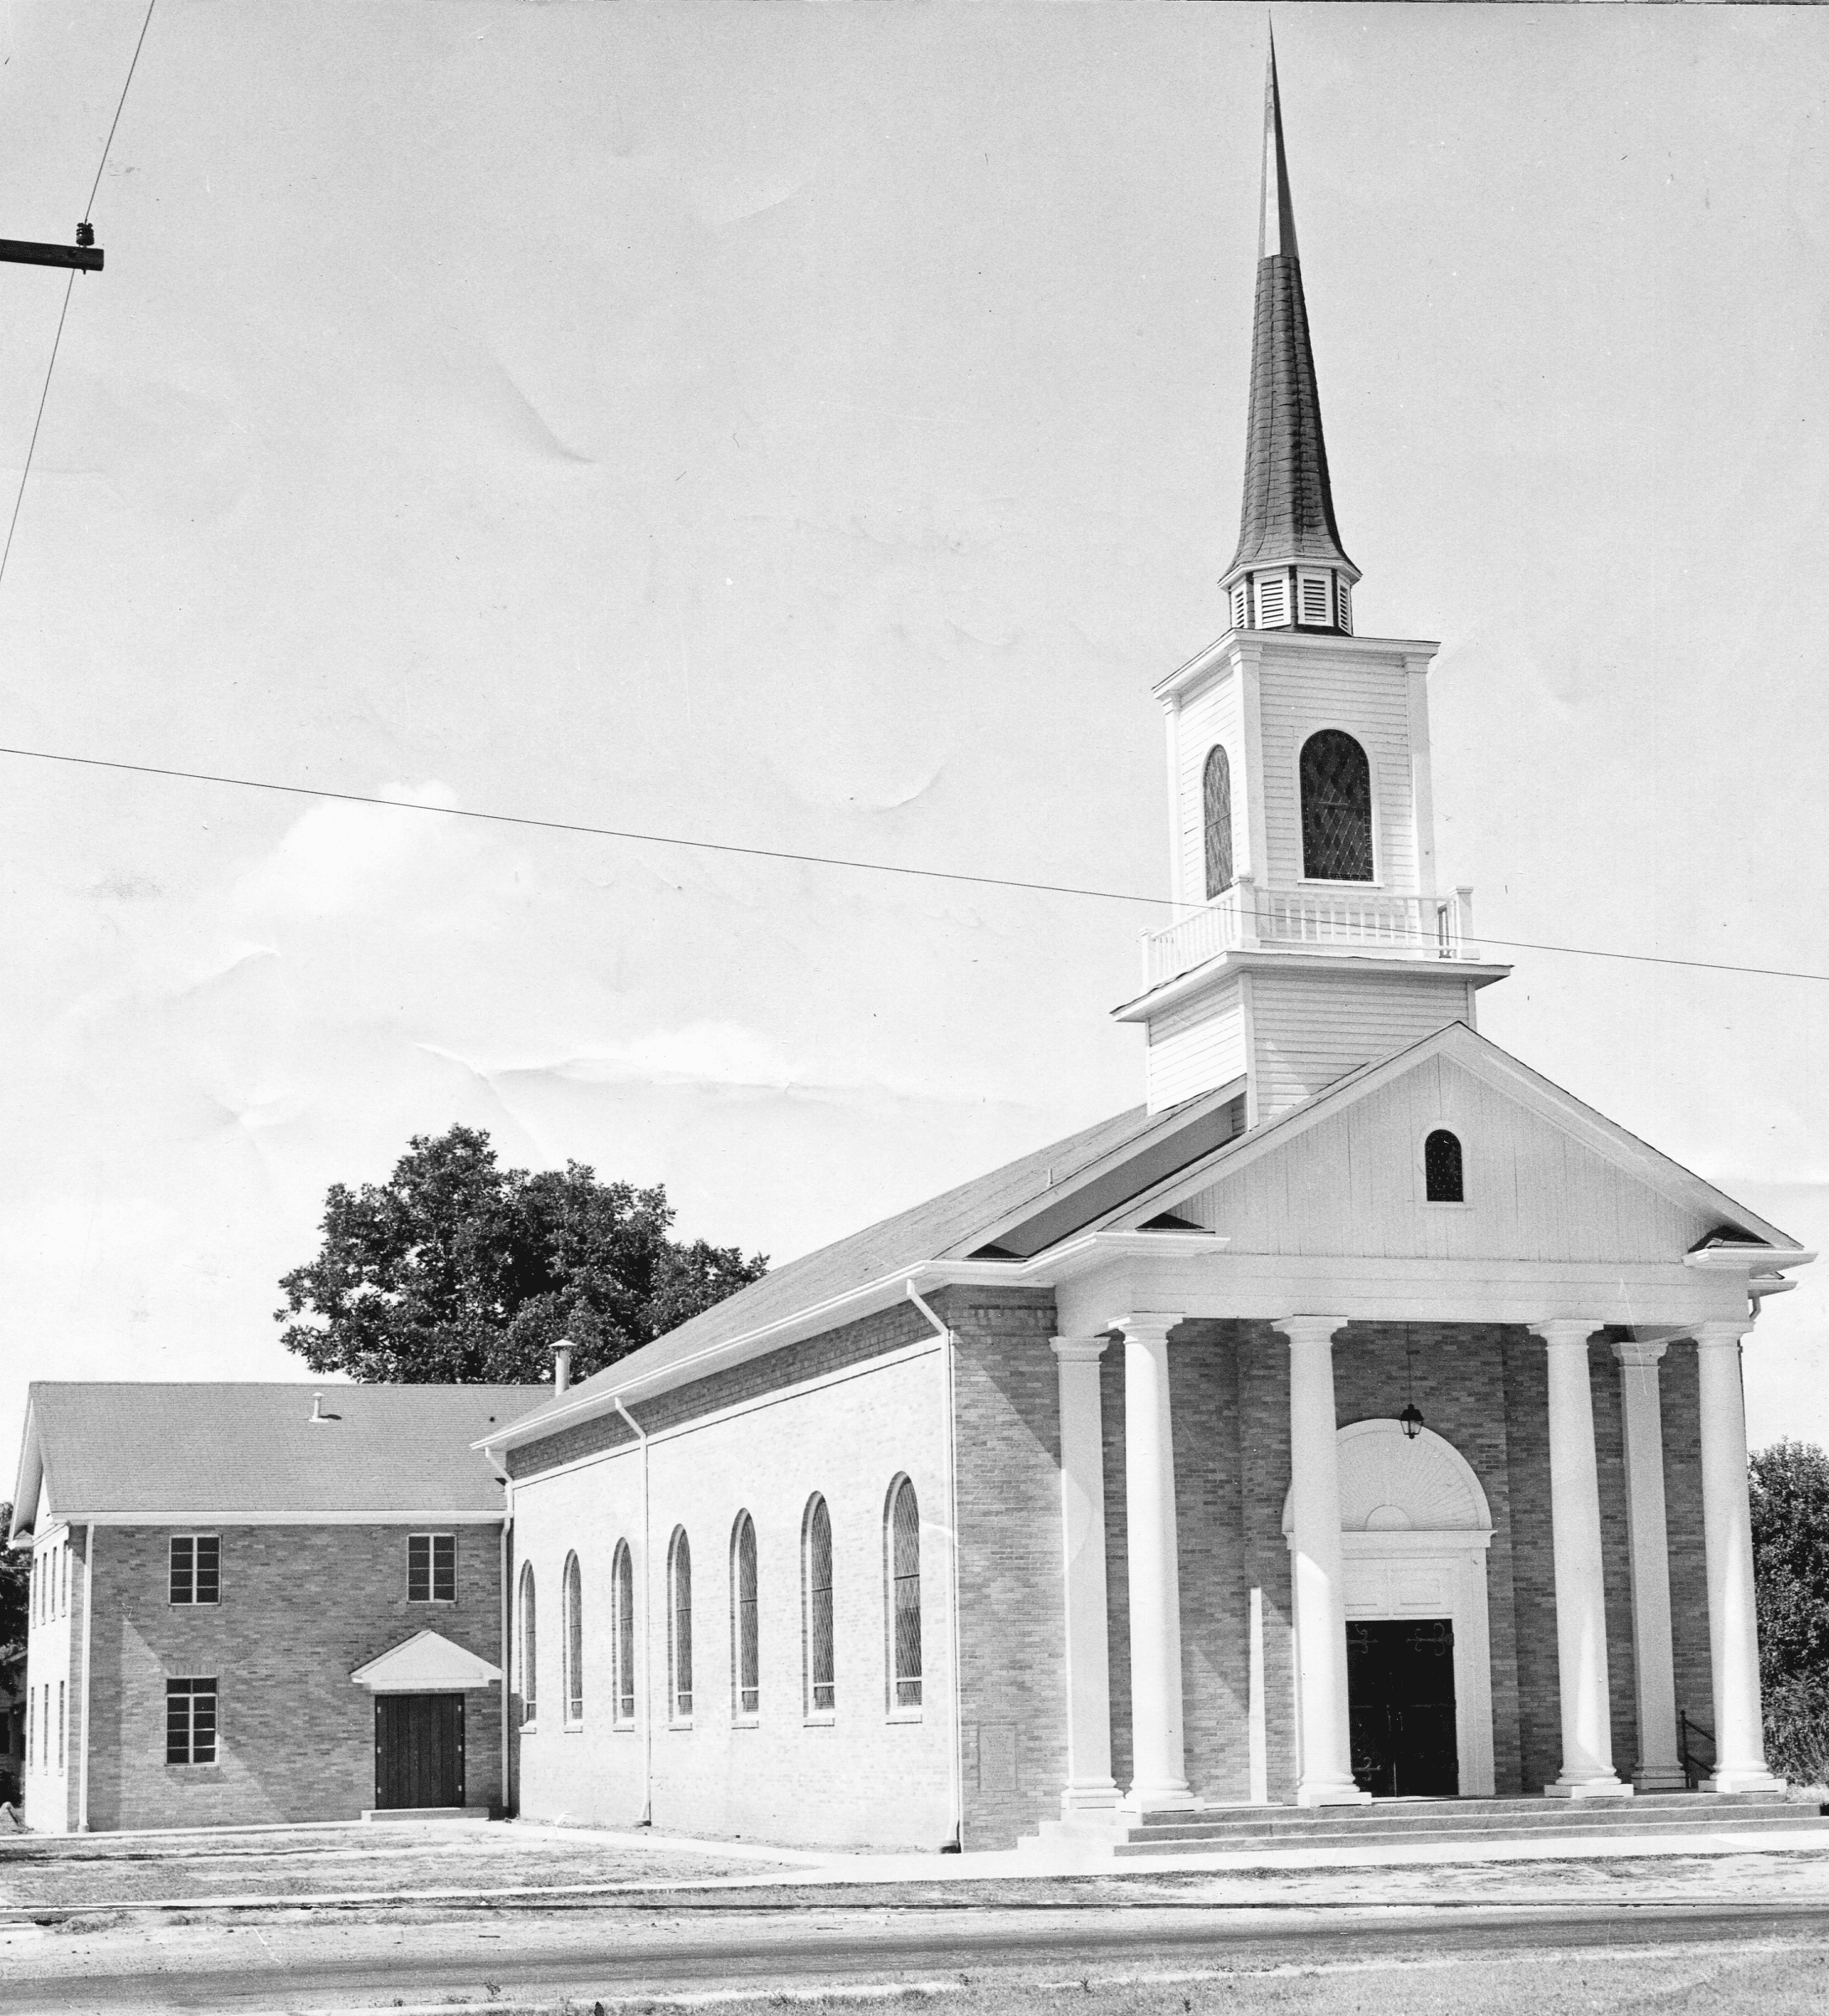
[1534,1321,1631,1797]
[1052,1337,1119,1817]
[1693,1320,1783,1792]
[1280,1316,1369,1806]
[1117,1314,1194,1812]
[1613,1340,1685,1792]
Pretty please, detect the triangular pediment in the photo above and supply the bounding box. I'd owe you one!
[1096,1022,1797,1265]
[350,1629,501,1693]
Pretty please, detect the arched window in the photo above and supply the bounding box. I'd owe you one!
[517,1562,537,1727]
[1299,730,1374,882]
[886,1477,922,1710]
[732,1512,759,1719]
[1203,746,1235,899]
[562,1552,583,1726]
[667,1528,693,1720]
[803,1494,835,1715]
[1424,1129,1465,1204]
[612,1541,635,1726]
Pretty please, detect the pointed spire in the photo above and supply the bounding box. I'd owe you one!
[1259,29,1298,262]
[1225,34,1357,626]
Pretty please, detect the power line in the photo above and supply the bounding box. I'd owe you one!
[85,0,159,225]
[0,0,159,598]
[2,738,1826,987]
[0,274,75,594]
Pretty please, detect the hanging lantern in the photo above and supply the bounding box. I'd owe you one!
[1400,1400,1425,1440]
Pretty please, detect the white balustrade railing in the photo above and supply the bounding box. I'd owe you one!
[1142,877,1478,990]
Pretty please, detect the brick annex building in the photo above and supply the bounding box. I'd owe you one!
[9,1385,533,1831]
[6,54,1815,1846]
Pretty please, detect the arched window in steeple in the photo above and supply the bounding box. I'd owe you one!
[1203,747,1235,899]
[1300,730,1374,882]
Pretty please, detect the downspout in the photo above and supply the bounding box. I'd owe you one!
[613,1397,653,1828]
[500,1486,513,1817]
[906,1282,965,1854]
[76,1525,94,1833]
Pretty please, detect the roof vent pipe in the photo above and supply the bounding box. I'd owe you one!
[308,1392,340,1424]
[552,1339,574,1395]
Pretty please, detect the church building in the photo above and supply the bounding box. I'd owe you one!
[487,50,1813,1854]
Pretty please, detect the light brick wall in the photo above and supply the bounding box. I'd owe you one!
[21,1526,82,1833]
[938,1288,1066,1849]
[84,1524,505,1832]
[511,1303,955,1849]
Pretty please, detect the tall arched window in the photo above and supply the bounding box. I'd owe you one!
[667,1528,693,1720]
[731,1512,759,1719]
[612,1540,635,1726]
[562,1552,583,1727]
[517,1562,537,1727]
[1424,1129,1465,1204]
[803,1494,835,1715]
[1203,746,1235,899]
[1299,730,1374,882]
[886,1477,922,1710]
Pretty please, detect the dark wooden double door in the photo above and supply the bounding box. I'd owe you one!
[1347,1619,1459,1798]
[374,1694,465,1810]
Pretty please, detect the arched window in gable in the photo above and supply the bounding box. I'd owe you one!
[1203,746,1235,899]
[731,1511,759,1719]
[1300,730,1374,882]
[804,1494,835,1715]
[1424,1129,1465,1204]
[667,1527,693,1721]
[562,1552,583,1726]
[517,1562,537,1727]
[611,1540,635,1726]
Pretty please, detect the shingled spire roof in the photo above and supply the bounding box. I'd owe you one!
[1225,37,1355,589]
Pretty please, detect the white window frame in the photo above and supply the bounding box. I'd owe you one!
[168,1533,222,1607]
[165,1676,218,1767]
[408,1531,457,1605]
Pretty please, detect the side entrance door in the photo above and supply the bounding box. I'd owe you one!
[1346,1619,1458,1797]
[374,1693,465,1810]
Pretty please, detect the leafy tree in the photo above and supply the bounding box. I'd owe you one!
[1749,1439,1829,1786]
[276,1126,766,1386]
[0,1507,25,1659]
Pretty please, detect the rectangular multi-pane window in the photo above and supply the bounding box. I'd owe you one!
[58,1681,65,1768]
[166,1678,218,1765]
[60,1543,69,1617]
[26,1686,33,1768]
[169,1535,221,1606]
[408,1533,457,1603]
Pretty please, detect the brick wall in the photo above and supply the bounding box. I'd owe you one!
[1589,1334,1641,1778]
[939,1288,1067,1849]
[1237,1327,1298,1802]
[1659,1342,1715,1752]
[85,1524,504,1831]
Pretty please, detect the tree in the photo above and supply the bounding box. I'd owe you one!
[0,1508,25,1659]
[275,1126,767,1386]
[1749,1439,1829,1787]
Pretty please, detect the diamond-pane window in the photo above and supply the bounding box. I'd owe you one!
[889,1479,922,1710]
[1299,730,1374,882]
[804,1496,835,1715]
[1424,1129,1465,1203]
[732,1513,759,1718]
[1202,746,1234,899]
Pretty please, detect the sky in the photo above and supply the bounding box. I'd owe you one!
[0,1,1826,1482]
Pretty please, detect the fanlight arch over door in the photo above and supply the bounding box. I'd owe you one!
[1282,1419,1496,1797]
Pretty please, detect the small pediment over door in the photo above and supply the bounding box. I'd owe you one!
[350,1629,501,1692]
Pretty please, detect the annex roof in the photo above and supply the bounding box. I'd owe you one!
[8,1383,538,1545]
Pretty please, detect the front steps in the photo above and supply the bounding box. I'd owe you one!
[1021,1790,1829,1859]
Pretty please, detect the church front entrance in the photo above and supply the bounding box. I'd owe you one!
[1347,1617,1459,1797]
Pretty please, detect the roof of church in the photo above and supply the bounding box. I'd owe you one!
[1227,38,1354,581]
[8,1382,536,1540]
[496,1083,1246,1441]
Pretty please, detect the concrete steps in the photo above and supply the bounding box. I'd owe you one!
[1022,1792,1829,1860]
